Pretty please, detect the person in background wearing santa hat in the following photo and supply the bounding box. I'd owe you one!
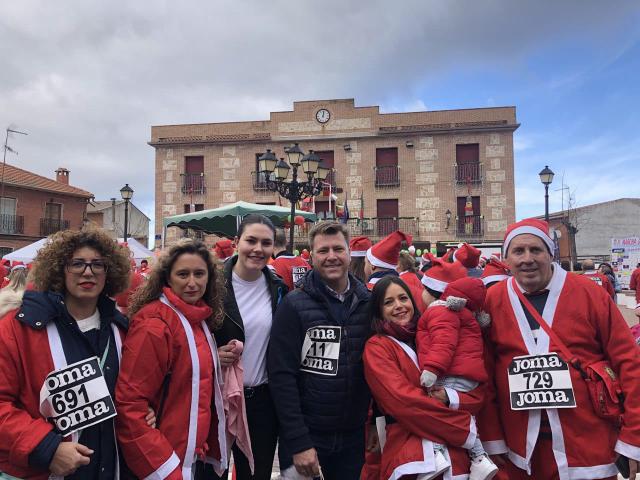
[363,275,488,480]
[453,243,483,278]
[270,228,311,291]
[416,275,498,480]
[363,231,412,290]
[137,258,151,278]
[480,256,511,289]
[213,238,235,264]
[397,251,426,314]
[349,236,371,283]
[480,218,640,479]
[581,259,615,300]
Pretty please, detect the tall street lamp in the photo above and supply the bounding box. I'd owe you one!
[120,183,134,242]
[538,166,554,222]
[258,144,330,254]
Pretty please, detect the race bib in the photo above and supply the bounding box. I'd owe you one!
[300,326,341,376]
[39,357,117,436]
[508,352,576,410]
[292,266,308,284]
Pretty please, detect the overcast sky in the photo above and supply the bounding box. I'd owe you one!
[2,0,639,244]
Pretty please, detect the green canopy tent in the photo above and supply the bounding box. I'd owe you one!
[161,201,317,247]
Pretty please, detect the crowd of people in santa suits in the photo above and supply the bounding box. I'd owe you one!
[0,214,639,480]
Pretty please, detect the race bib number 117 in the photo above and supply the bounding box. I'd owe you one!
[300,326,341,376]
[508,352,577,410]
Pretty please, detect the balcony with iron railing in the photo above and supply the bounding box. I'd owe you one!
[181,173,206,195]
[40,218,70,236]
[456,215,484,238]
[0,214,24,235]
[320,170,337,195]
[251,171,275,192]
[454,162,484,185]
[375,165,400,188]
[181,228,206,241]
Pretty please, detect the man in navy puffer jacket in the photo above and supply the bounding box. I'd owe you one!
[268,222,371,480]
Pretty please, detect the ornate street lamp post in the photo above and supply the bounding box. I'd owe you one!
[538,166,554,222]
[120,183,134,242]
[258,144,330,254]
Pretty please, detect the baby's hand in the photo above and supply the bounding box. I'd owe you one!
[420,370,437,388]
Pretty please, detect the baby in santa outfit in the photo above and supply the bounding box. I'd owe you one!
[417,267,498,480]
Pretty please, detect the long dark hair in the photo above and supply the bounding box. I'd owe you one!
[237,214,276,239]
[369,275,419,335]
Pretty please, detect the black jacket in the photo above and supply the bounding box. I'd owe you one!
[20,290,128,480]
[214,256,288,348]
[267,270,371,454]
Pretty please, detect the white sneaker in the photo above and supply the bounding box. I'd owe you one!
[469,454,498,480]
[417,450,451,480]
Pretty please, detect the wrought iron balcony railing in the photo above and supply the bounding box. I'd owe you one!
[456,215,484,238]
[375,165,400,188]
[0,214,24,235]
[40,218,70,236]
[455,163,483,185]
[181,173,206,195]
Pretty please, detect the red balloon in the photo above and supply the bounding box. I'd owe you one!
[294,215,305,226]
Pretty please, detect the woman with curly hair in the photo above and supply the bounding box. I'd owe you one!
[0,227,132,479]
[116,238,229,479]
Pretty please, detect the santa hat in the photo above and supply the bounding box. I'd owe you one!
[301,250,310,261]
[350,236,372,257]
[421,258,467,292]
[11,264,26,272]
[503,218,554,257]
[422,252,436,263]
[366,231,412,270]
[214,239,235,261]
[481,258,511,285]
[453,243,481,268]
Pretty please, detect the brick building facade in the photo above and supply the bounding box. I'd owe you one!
[0,165,93,256]
[150,99,518,248]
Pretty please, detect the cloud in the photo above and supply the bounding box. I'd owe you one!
[1,0,638,244]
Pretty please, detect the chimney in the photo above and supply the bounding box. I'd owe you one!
[55,167,70,185]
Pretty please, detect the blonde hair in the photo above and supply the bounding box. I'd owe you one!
[6,268,28,292]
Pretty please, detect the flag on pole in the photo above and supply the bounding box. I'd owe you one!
[340,198,349,224]
[359,191,364,223]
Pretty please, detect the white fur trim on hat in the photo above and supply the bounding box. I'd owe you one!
[350,250,366,257]
[503,226,554,256]
[366,247,398,270]
[421,274,448,292]
[481,274,509,285]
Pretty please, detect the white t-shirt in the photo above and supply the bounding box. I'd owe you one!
[232,271,272,387]
[75,310,101,332]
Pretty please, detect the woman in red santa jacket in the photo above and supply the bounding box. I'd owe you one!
[0,228,133,479]
[116,238,228,479]
[364,275,485,480]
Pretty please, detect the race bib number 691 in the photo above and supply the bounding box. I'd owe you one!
[508,352,577,410]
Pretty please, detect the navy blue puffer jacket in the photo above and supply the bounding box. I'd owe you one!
[268,270,371,454]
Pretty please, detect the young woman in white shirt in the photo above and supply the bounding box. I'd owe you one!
[199,214,288,480]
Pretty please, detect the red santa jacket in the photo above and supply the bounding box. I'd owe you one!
[116,288,227,479]
[398,270,426,314]
[270,254,311,290]
[0,295,125,480]
[416,277,488,382]
[364,334,484,479]
[480,266,640,478]
[583,271,615,299]
[630,268,640,304]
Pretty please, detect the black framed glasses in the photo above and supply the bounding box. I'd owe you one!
[66,260,107,275]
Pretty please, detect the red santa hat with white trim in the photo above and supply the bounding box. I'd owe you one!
[350,236,372,257]
[452,243,481,268]
[366,231,412,270]
[503,218,554,257]
[480,257,511,285]
[421,258,467,292]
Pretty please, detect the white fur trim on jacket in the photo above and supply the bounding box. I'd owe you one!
[0,288,24,318]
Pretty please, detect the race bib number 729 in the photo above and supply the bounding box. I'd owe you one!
[508,352,577,410]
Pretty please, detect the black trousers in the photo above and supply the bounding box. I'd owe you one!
[196,384,278,480]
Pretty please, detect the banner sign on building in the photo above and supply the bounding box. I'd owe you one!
[611,237,640,289]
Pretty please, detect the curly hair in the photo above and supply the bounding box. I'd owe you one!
[128,238,225,331]
[31,227,131,297]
